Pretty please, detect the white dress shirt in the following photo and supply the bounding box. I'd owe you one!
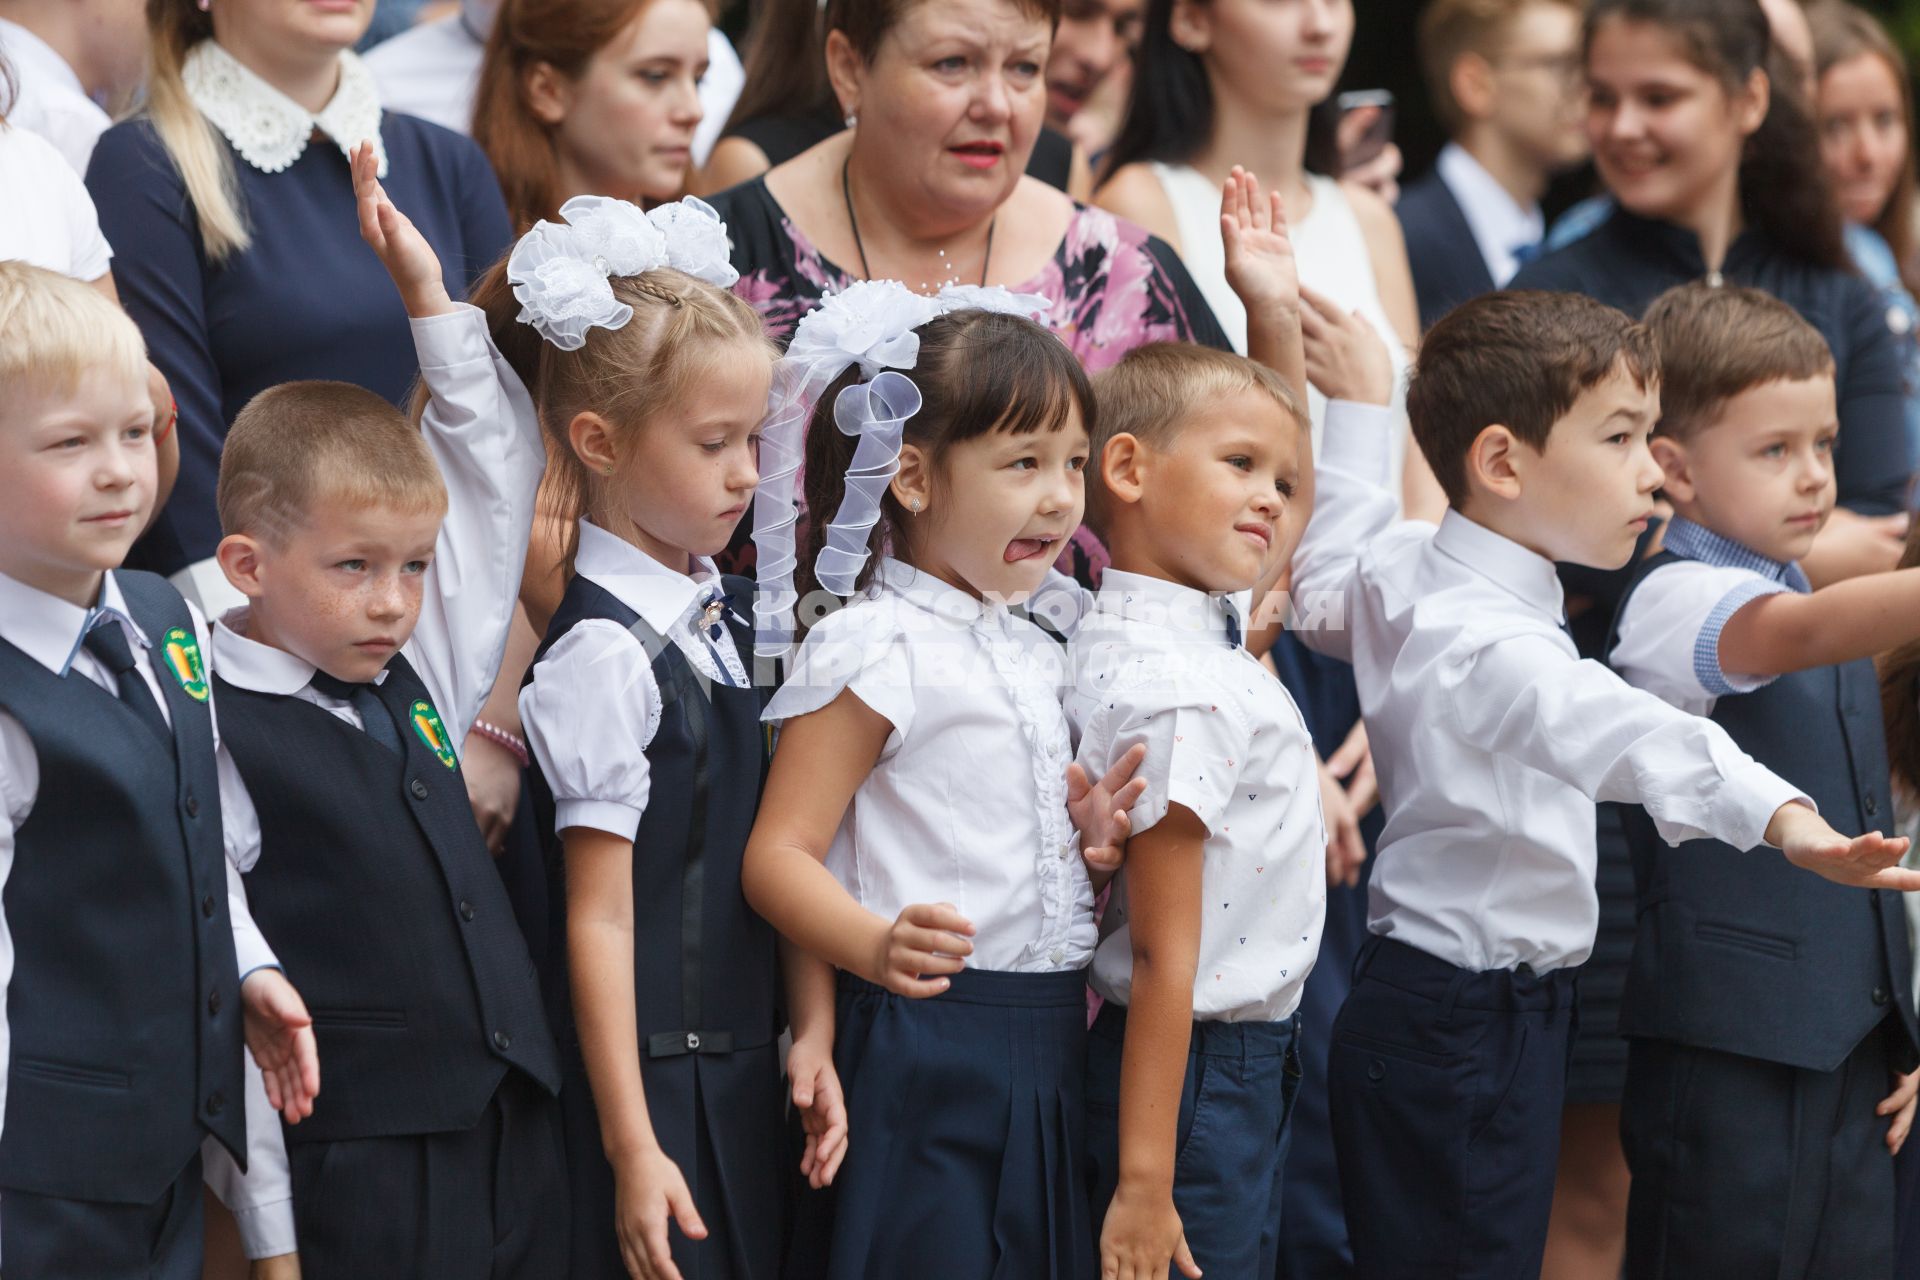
[365,15,745,166]
[206,301,542,1235]
[521,520,747,841]
[1435,142,1545,288]
[1289,406,1810,973]
[0,569,290,1258]
[0,19,111,175]
[0,121,111,280]
[1067,571,1326,1022]
[762,557,1094,973]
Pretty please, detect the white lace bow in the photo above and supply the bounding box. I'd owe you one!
[506,195,740,351]
[751,280,1056,657]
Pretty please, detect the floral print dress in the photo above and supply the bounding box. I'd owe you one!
[706,176,1232,583]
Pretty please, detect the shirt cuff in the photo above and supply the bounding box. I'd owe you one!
[1693,577,1790,697]
[233,1198,298,1261]
[1718,760,1816,851]
[230,920,279,980]
[1318,400,1396,482]
[555,797,645,841]
[409,303,493,368]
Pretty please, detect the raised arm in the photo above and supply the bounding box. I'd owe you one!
[1718,566,1920,677]
[1286,395,1401,663]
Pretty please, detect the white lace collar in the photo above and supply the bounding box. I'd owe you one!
[183,40,388,177]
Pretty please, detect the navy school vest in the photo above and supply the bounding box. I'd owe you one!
[1609,549,1920,1072]
[0,570,246,1202]
[215,650,561,1144]
[527,573,780,1058]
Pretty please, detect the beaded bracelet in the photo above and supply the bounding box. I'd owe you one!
[470,718,530,768]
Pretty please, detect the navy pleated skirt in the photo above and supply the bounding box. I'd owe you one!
[802,967,1096,1280]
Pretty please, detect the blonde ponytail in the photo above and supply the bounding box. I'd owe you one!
[145,0,251,261]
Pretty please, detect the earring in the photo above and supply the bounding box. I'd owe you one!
[909,498,921,514]
[844,112,858,129]
[196,0,210,10]
[602,464,614,476]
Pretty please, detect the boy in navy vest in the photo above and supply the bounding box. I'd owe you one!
[1289,289,1920,1279]
[204,166,564,1277]
[1606,281,1920,1277]
[0,262,317,1276]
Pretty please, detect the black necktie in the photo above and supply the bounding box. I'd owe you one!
[81,618,173,750]
[1224,606,1243,649]
[308,670,403,756]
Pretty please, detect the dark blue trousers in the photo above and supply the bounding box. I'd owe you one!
[811,968,1094,1280]
[1328,936,1578,1280]
[0,1151,203,1280]
[1087,1003,1302,1276]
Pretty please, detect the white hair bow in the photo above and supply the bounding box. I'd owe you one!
[751,280,1057,657]
[506,195,741,351]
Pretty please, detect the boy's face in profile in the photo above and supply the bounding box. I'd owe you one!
[1122,388,1299,593]
[223,497,443,684]
[1652,374,1839,564]
[1498,364,1665,570]
[0,365,156,606]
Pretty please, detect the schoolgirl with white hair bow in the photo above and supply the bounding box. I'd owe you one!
[740,280,1147,1280]
[494,189,842,1280]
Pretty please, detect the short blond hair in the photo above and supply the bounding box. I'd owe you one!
[0,260,147,399]
[1087,343,1306,532]
[1420,0,1581,132]
[217,381,448,545]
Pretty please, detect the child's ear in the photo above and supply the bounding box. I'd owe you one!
[1466,423,1524,502]
[568,411,617,477]
[215,533,268,600]
[1648,435,1694,503]
[1449,52,1497,123]
[521,61,574,127]
[1099,433,1150,507]
[1169,0,1214,54]
[891,443,932,513]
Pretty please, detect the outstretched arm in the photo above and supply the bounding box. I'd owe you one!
[1719,566,1920,677]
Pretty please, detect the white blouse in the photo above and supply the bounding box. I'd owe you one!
[520,522,747,842]
[763,558,1095,973]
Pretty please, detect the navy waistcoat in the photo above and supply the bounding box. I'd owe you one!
[1610,549,1920,1072]
[0,570,245,1202]
[216,650,560,1144]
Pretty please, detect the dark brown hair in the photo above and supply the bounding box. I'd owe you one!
[1810,0,1920,295]
[1883,514,1920,801]
[1642,281,1834,439]
[824,0,1062,63]
[797,309,1094,608]
[1408,290,1660,506]
[723,0,838,138]
[1585,0,1848,270]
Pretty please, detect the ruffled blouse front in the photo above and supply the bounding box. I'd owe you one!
[764,558,1094,972]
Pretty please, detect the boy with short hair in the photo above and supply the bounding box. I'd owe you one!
[207,165,565,1275]
[0,260,313,1276]
[1289,288,1920,1278]
[1402,0,1589,326]
[1607,281,1920,1277]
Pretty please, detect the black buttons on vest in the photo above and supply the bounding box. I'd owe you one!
[206,1092,226,1116]
[184,790,200,819]
[493,1030,512,1051]
[410,778,429,800]
[208,989,222,1016]
[1367,1059,1386,1083]
[201,893,217,918]
[1866,793,1881,817]
[1875,987,1891,1006]
[459,900,475,922]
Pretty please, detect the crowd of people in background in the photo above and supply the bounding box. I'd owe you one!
[9,0,1920,1276]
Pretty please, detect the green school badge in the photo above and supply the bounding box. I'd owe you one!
[160,627,210,702]
[409,700,458,770]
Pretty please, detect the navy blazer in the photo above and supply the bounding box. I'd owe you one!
[1397,169,1496,331]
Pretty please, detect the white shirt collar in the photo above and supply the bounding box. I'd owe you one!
[1095,569,1245,642]
[213,607,331,694]
[1436,142,1544,287]
[0,569,148,676]
[183,40,388,177]
[1431,508,1567,621]
[573,519,723,638]
[0,20,88,101]
[874,556,1012,628]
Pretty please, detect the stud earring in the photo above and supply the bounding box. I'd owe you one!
[602,464,614,475]
[844,112,858,129]
[908,498,921,514]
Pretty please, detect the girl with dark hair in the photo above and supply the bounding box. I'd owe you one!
[471,0,711,233]
[1811,0,1920,470]
[741,284,1140,1280]
[1513,0,1915,580]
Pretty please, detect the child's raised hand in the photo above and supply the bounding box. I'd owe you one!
[788,1036,849,1189]
[240,968,320,1124]
[1300,284,1395,407]
[613,1145,707,1280]
[1068,743,1149,891]
[1100,1180,1203,1280]
[874,902,975,998]
[351,141,453,319]
[1220,166,1299,327]
[1769,801,1920,890]
[1881,1068,1920,1154]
